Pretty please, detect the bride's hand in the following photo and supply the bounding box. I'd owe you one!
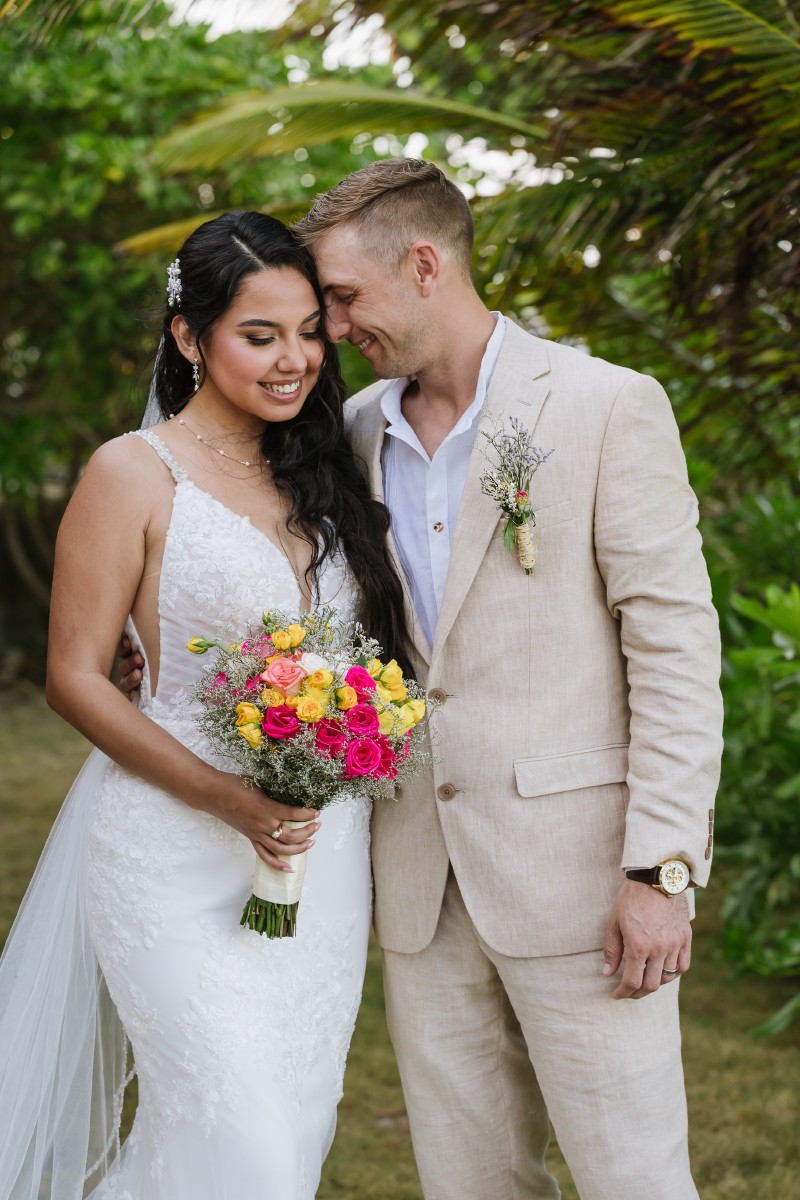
[201,772,319,872]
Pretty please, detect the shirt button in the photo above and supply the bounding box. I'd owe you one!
[433,522,445,532]
[437,783,456,802]
[428,688,447,704]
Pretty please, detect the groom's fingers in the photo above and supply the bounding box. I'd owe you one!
[602,921,624,979]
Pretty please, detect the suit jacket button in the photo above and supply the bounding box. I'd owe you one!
[428,688,447,704]
[704,846,712,860]
[437,783,456,802]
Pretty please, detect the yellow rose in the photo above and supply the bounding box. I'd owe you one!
[235,702,263,727]
[366,658,384,678]
[399,699,426,726]
[377,680,407,704]
[378,709,397,736]
[296,697,324,723]
[302,686,329,706]
[271,629,291,651]
[307,668,334,689]
[260,687,284,708]
[335,685,358,711]
[286,624,306,648]
[285,694,301,709]
[379,659,404,688]
[237,723,262,749]
[187,636,213,654]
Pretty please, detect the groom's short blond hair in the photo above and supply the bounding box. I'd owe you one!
[295,158,474,277]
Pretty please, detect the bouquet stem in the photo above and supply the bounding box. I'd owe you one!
[241,819,313,939]
[241,896,299,937]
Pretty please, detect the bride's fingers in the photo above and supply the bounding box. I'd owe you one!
[275,820,319,846]
[267,802,319,823]
[267,833,315,857]
[253,841,295,871]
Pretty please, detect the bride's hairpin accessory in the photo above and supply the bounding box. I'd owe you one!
[168,412,262,468]
[166,257,182,307]
[192,360,200,391]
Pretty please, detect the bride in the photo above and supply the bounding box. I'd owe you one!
[0,211,411,1199]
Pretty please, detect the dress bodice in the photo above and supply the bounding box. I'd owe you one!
[129,430,356,719]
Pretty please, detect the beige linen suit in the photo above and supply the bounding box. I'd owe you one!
[346,320,723,1200]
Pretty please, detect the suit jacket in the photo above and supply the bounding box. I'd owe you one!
[346,319,723,958]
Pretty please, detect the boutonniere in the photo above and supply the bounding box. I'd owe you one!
[479,416,553,575]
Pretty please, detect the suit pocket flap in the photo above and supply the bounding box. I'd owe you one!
[514,744,629,798]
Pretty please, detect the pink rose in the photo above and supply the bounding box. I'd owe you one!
[261,705,300,740]
[344,665,377,699]
[213,672,227,687]
[244,675,261,693]
[344,702,380,736]
[375,736,397,779]
[315,719,346,758]
[263,657,307,696]
[343,737,384,779]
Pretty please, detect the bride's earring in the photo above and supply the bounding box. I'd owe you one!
[192,360,200,392]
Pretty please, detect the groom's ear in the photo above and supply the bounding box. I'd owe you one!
[407,241,440,297]
[170,314,197,361]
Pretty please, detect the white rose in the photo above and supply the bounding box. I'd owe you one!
[298,652,330,673]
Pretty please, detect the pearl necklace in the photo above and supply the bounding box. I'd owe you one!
[169,413,265,468]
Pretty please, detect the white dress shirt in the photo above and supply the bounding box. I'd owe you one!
[380,314,507,648]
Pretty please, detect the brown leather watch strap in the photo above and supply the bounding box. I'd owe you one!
[625,867,662,885]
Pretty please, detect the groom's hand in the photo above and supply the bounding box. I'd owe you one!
[603,879,692,999]
[117,633,144,701]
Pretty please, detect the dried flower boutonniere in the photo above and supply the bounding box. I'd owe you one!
[479,417,553,574]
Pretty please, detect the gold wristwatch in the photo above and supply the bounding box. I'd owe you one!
[625,859,691,896]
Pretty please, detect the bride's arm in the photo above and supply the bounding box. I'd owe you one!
[46,438,317,870]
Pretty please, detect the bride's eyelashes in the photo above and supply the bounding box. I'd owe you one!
[244,329,324,347]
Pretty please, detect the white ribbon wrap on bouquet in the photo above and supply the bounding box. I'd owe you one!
[252,819,315,905]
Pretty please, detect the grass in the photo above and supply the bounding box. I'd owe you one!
[1,688,798,1198]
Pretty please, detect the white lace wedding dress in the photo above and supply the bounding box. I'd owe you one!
[0,430,372,1200]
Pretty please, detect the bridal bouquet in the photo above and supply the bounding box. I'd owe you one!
[187,608,431,937]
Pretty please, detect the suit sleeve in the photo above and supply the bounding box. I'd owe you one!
[594,372,723,885]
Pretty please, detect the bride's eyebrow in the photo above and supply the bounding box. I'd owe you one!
[237,311,322,328]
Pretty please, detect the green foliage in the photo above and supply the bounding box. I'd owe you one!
[702,487,800,1031]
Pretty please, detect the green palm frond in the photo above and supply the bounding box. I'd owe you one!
[116,200,309,256]
[609,0,800,91]
[154,82,546,173]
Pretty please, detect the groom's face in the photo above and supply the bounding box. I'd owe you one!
[313,225,431,380]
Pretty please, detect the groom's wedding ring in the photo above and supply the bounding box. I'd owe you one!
[662,967,679,975]
[272,823,284,840]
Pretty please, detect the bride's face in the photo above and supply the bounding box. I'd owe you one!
[190,267,325,425]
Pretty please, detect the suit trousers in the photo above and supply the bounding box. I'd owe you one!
[382,871,699,1200]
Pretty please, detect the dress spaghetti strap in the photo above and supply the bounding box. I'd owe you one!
[128,428,189,484]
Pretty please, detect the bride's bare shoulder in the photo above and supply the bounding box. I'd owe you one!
[70,433,175,519]
[83,432,172,483]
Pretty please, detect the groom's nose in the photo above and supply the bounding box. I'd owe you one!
[324,302,352,343]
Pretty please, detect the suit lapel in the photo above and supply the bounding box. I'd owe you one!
[352,390,432,667]
[431,325,552,662]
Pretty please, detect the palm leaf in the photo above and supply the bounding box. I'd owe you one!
[154,82,546,173]
[609,0,800,91]
[116,200,308,257]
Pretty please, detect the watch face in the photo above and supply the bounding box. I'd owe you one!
[659,860,690,895]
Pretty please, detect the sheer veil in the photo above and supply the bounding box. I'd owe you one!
[0,352,164,1196]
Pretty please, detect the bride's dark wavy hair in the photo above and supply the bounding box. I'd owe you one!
[151,210,414,670]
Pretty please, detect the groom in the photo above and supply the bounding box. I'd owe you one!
[294,159,723,1199]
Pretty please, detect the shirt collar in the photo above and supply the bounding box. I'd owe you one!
[380,313,507,440]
